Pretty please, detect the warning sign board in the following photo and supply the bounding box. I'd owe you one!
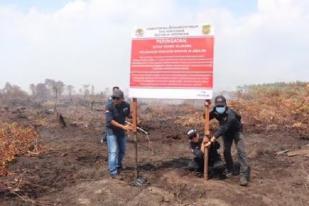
[129,24,214,99]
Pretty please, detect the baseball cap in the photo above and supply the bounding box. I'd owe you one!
[112,89,124,99]
[214,95,227,106]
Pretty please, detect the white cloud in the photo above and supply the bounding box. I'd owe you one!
[197,0,309,89]
[0,0,308,93]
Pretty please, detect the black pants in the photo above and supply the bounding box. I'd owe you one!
[223,132,250,177]
[189,144,224,177]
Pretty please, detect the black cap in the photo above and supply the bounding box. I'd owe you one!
[186,128,197,139]
[214,95,227,106]
[112,86,120,91]
[112,89,124,99]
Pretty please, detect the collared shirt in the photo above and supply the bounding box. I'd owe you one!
[105,101,130,136]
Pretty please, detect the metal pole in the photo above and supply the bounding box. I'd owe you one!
[132,98,138,179]
[204,100,211,181]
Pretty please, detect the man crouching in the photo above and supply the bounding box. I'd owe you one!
[186,128,226,179]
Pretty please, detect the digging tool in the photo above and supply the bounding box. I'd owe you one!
[132,98,138,179]
[125,121,149,135]
[125,120,153,152]
[131,98,148,187]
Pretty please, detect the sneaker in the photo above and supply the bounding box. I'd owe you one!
[117,166,124,174]
[226,172,232,178]
[218,172,227,180]
[110,174,123,181]
[225,169,233,178]
[195,171,203,178]
[240,176,248,186]
[213,161,225,170]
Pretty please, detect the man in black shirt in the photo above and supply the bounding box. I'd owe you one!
[206,95,250,186]
[105,89,133,178]
[186,129,226,179]
[101,86,121,144]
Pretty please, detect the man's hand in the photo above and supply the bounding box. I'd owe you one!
[210,136,216,143]
[200,136,210,150]
[203,136,210,144]
[204,142,211,149]
[201,136,216,150]
[123,124,134,132]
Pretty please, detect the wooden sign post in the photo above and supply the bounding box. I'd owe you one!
[132,98,138,179]
[204,100,211,181]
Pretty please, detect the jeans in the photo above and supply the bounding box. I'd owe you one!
[223,132,250,177]
[106,133,127,176]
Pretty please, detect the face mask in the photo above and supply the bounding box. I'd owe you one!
[215,106,226,114]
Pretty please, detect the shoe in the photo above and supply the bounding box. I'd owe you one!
[110,174,123,180]
[195,171,203,178]
[226,172,232,178]
[240,176,248,186]
[213,161,225,170]
[117,166,123,174]
[218,173,227,180]
[226,169,233,178]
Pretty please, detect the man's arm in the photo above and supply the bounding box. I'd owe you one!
[105,104,132,131]
[105,104,113,128]
[200,136,210,151]
[213,112,235,138]
[111,120,132,131]
[204,112,237,147]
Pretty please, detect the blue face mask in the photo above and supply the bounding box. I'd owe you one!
[215,106,226,114]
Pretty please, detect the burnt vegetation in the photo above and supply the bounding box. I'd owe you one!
[0,80,308,206]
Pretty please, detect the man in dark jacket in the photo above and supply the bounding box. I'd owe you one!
[101,86,121,144]
[206,95,250,186]
[186,129,226,179]
[105,89,133,178]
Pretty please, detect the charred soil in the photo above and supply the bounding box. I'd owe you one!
[0,101,308,206]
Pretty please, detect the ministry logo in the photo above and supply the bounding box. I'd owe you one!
[135,28,144,37]
[202,25,211,35]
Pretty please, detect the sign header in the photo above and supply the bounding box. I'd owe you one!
[129,24,214,99]
[133,24,214,38]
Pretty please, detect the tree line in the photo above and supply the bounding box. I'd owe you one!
[0,79,110,107]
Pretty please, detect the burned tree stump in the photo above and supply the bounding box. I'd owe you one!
[58,113,67,128]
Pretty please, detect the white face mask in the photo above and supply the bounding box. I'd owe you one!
[215,106,226,114]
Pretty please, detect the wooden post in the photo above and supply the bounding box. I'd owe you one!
[132,98,138,179]
[204,100,211,181]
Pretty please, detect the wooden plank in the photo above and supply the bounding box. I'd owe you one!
[204,100,211,181]
[276,150,289,155]
[287,149,309,157]
[132,98,138,179]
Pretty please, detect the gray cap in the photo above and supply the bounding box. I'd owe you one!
[112,89,124,98]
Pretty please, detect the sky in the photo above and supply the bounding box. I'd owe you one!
[0,0,308,93]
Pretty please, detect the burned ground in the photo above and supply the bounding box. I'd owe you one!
[0,99,308,206]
